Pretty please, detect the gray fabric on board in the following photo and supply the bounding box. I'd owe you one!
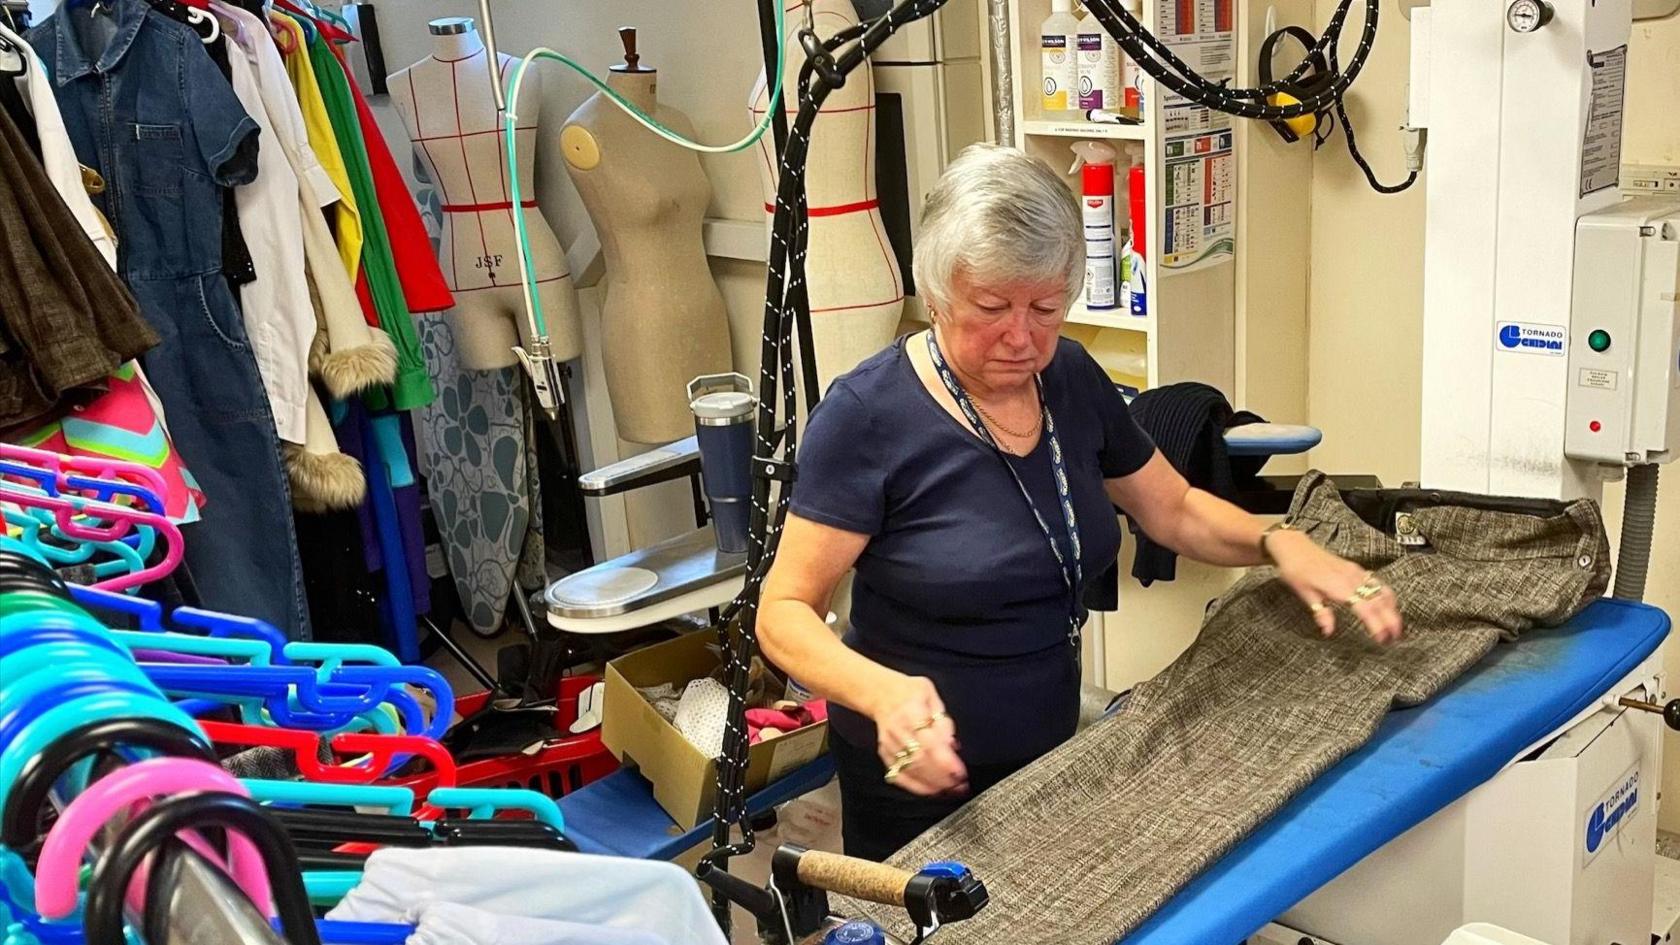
[844,472,1611,943]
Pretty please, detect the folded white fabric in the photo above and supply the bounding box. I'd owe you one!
[325,847,726,945]
[399,902,664,945]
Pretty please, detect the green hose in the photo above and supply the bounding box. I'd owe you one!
[501,5,787,341]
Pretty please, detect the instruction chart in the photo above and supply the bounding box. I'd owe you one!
[1157,0,1236,268]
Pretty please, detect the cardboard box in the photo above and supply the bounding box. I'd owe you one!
[602,631,829,830]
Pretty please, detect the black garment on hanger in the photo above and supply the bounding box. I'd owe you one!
[204,37,256,293]
[1123,382,1266,588]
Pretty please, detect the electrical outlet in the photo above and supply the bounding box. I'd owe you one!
[1622,164,1680,196]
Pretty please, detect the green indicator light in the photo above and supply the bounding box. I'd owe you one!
[1588,330,1612,353]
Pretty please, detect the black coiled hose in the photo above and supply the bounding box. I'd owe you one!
[700,1,950,931]
[1084,0,1379,121]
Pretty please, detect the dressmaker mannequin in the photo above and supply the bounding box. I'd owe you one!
[561,29,732,446]
[388,17,582,370]
[749,0,903,395]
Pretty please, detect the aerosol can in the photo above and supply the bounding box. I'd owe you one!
[1070,141,1120,310]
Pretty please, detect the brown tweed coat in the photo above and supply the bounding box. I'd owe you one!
[844,472,1611,943]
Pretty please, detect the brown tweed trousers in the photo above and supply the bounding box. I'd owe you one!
[844,472,1611,943]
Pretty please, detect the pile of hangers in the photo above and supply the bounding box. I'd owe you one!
[0,444,580,945]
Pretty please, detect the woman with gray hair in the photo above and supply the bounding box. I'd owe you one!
[758,143,1400,860]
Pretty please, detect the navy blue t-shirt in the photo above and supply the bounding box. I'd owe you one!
[791,335,1157,764]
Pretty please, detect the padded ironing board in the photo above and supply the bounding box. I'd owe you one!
[1223,422,1322,457]
[1125,597,1671,944]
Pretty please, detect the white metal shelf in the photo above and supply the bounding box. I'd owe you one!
[1020,118,1149,141]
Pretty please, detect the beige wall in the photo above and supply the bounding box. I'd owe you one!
[1305,5,1680,826]
[1304,1,1426,488]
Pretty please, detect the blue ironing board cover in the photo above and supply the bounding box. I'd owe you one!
[1126,597,1670,944]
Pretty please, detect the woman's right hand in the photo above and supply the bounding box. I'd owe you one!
[871,675,968,797]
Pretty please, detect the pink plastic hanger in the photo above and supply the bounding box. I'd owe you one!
[0,486,182,590]
[0,442,171,512]
[34,757,274,920]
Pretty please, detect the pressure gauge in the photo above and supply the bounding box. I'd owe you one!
[1507,0,1554,32]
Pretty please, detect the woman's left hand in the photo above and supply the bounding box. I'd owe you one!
[1266,530,1404,645]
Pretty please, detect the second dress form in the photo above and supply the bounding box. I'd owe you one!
[389,19,582,370]
[562,38,732,445]
[750,0,904,396]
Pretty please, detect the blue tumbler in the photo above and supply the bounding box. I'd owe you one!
[688,373,758,554]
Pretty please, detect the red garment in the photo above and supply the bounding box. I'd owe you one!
[355,270,378,328]
[332,44,454,316]
[746,701,828,746]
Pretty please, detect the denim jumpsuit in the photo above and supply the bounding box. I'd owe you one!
[30,1,311,640]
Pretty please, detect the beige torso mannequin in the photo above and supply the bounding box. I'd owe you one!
[389,18,583,370]
[561,33,732,445]
[749,0,904,395]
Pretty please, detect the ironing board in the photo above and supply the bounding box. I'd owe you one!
[1223,422,1322,457]
[1126,597,1671,944]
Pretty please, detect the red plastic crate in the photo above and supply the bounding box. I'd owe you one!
[399,674,618,799]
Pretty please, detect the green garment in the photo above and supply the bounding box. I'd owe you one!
[305,30,433,410]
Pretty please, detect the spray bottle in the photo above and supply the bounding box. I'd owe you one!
[1070,141,1119,309]
[1127,161,1147,316]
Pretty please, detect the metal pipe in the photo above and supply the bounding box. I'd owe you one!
[151,844,290,945]
[421,615,500,693]
[987,0,1014,142]
[477,0,506,109]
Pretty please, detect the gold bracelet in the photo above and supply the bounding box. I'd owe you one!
[1259,520,1297,564]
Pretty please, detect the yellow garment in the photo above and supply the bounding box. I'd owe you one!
[272,11,363,283]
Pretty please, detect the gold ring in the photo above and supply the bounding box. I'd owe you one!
[885,751,918,782]
[1309,602,1328,614]
[912,711,949,733]
[1346,573,1384,607]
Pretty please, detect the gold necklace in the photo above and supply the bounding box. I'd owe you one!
[972,393,1042,441]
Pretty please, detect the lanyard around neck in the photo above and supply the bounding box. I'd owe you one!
[924,331,1086,649]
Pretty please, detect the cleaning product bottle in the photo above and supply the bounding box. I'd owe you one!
[1040,0,1081,114]
[1070,141,1119,309]
[1118,150,1137,310]
[1076,5,1119,112]
[1122,0,1145,113]
[1127,161,1148,316]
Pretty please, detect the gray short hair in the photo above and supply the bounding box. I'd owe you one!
[913,143,1085,317]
